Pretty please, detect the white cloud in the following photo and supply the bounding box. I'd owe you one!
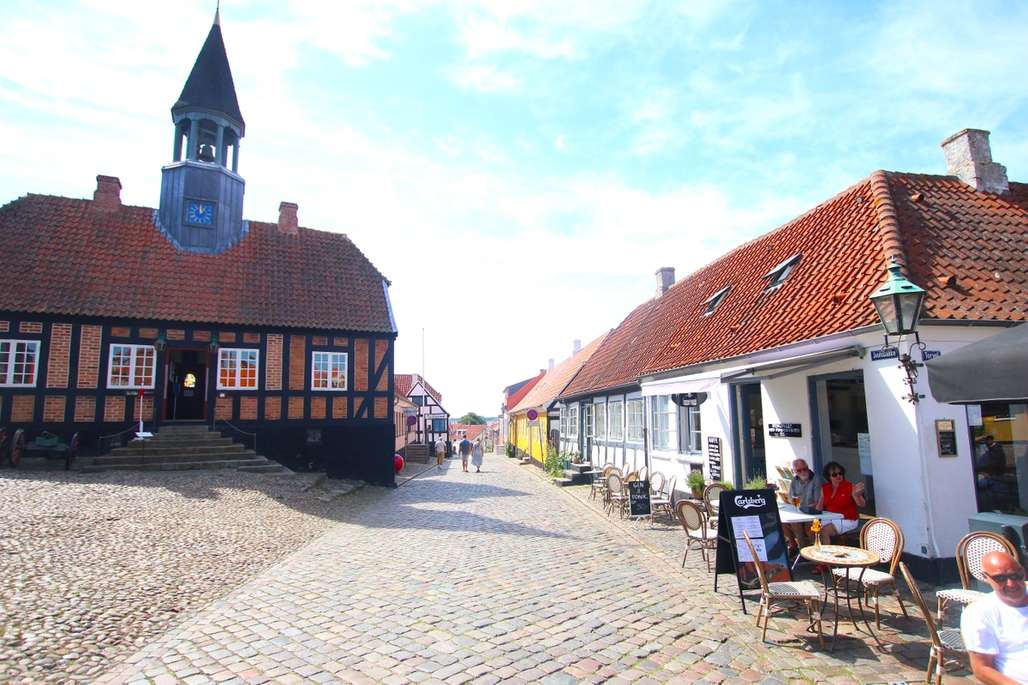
[449,64,522,92]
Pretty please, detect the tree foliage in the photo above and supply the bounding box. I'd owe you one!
[459,412,487,425]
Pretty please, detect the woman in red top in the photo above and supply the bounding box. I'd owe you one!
[815,461,865,541]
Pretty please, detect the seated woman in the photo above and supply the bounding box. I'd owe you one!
[815,461,865,542]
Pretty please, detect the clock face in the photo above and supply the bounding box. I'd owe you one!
[185,199,216,226]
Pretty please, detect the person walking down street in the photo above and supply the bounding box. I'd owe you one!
[471,439,484,473]
[435,439,446,469]
[458,438,472,473]
[961,551,1028,684]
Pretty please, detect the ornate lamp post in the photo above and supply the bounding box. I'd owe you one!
[870,258,927,403]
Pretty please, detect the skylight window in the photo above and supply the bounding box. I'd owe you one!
[702,286,731,316]
[763,253,802,291]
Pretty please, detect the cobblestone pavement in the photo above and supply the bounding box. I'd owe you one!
[0,470,360,684]
[91,455,975,685]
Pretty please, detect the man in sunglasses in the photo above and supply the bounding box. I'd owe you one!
[961,551,1028,684]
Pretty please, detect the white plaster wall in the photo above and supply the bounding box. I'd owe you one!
[760,371,817,488]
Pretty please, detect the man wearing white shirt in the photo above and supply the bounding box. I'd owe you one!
[961,551,1028,684]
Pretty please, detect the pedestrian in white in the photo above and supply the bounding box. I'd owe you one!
[961,550,1028,684]
[434,439,446,469]
[471,439,484,473]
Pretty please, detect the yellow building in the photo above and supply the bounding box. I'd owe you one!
[508,335,607,463]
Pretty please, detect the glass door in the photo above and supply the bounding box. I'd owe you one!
[734,383,766,484]
[813,372,874,514]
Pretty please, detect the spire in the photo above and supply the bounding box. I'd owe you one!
[171,12,244,133]
[214,1,220,26]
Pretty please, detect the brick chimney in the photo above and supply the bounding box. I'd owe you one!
[572,339,581,355]
[655,266,675,297]
[278,201,299,235]
[940,129,1009,195]
[93,175,122,210]
[548,358,555,370]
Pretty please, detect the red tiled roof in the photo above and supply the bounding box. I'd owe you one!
[503,371,544,410]
[450,423,485,441]
[0,194,393,332]
[641,172,1028,375]
[510,334,608,414]
[395,373,442,403]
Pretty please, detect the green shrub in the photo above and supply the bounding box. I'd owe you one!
[719,480,735,491]
[505,444,515,459]
[544,446,564,477]
[743,476,767,490]
[686,470,706,494]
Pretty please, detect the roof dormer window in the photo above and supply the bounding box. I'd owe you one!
[763,253,802,292]
[702,286,731,316]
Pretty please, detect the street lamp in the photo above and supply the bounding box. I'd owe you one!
[870,258,927,403]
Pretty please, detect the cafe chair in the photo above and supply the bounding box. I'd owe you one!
[899,562,965,685]
[675,500,717,571]
[606,473,629,518]
[649,471,666,498]
[741,531,824,648]
[831,517,908,628]
[591,463,616,501]
[936,531,1017,622]
[637,465,648,482]
[702,482,723,526]
[650,476,676,524]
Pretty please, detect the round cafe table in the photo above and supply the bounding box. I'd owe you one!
[800,544,882,651]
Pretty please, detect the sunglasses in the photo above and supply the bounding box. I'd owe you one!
[985,570,1026,584]
[829,471,843,477]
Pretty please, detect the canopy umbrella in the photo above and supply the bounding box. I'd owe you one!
[925,323,1028,403]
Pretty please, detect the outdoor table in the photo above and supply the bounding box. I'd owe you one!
[800,544,882,651]
[777,503,844,525]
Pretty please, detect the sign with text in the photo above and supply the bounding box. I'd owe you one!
[767,423,802,438]
[707,436,722,481]
[672,392,707,407]
[922,349,942,361]
[936,419,958,457]
[627,480,652,517]
[713,488,790,613]
[871,347,899,361]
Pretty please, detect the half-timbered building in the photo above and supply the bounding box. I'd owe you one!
[395,374,449,449]
[0,14,398,484]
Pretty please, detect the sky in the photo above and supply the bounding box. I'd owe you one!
[1,1,1026,418]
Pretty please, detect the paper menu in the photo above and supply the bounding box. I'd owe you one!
[731,515,763,541]
[736,537,768,562]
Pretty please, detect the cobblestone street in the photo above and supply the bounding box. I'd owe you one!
[86,454,971,685]
[0,470,360,684]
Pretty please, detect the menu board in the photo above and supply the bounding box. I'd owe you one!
[628,480,652,517]
[713,488,790,613]
[707,437,722,481]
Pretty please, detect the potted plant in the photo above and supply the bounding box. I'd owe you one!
[687,470,706,498]
[743,475,767,490]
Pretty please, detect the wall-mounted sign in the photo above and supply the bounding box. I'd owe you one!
[767,423,802,438]
[922,350,942,361]
[936,419,958,457]
[857,432,872,472]
[406,414,418,426]
[527,409,539,422]
[871,347,899,361]
[707,436,722,481]
[966,404,983,427]
[671,392,708,407]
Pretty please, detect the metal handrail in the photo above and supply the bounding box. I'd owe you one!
[215,420,257,454]
[97,424,138,455]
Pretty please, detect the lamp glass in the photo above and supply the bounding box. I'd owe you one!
[870,261,926,336]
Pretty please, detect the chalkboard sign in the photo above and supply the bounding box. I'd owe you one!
[707,437,722,481]
[627,480,652,517]
[936,419,958,457]
[713,488,790,613]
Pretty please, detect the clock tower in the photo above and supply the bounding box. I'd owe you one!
[156,8,246,253]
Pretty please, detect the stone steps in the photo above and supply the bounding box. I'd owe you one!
[79,458,273,473]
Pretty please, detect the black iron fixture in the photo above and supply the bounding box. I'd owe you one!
[870,258,927,404]
[154,335,167,352]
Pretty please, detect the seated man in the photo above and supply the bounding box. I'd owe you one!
[782,458,820,551]
[961,551,1028,684]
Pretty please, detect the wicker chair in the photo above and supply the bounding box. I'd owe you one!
[742,531,824,647]
[637,465,648,482]
[831,517,908,628]
[702,482,724,524]
[606,473,628,518]
[650,476,676,523]
[899,562,965,685]
[936,531,1017,622]
[591,463,616,501]
[675,500,717,571]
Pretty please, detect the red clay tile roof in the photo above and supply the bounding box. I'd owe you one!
[450,423,485,441]
[504,371,544,410]
[510,333,608,414]
[641,172,1028,375]
[0,194,393,332]
[395,374,442,403]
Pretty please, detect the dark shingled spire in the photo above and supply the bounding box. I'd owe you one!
[172,15,244,133]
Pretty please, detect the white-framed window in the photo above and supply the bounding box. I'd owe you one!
[558,405,567,436]
[584,403,594,438]
[763,253,802,291]
[0,339,40,387]
[107,344,156,389]
[218,348,259,389]
[650,395,677,450]
[626,399,645,442]
[594,402,606,440]
[680,404,702,452]
[567,404,579,438]
[608,400,624,441]
[311,351,348,391]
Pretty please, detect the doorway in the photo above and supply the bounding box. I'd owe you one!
[811,372,874,514]
[165,349,208,420]
[734,383,766,483]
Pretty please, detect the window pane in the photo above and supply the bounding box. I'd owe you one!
[973,402,1028,516]
[240,350,257,388]
[220,349,237,388]
[13,342,39,385]
[110,345,132,387]
[0,342,9,384]
[133,346,154,387]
